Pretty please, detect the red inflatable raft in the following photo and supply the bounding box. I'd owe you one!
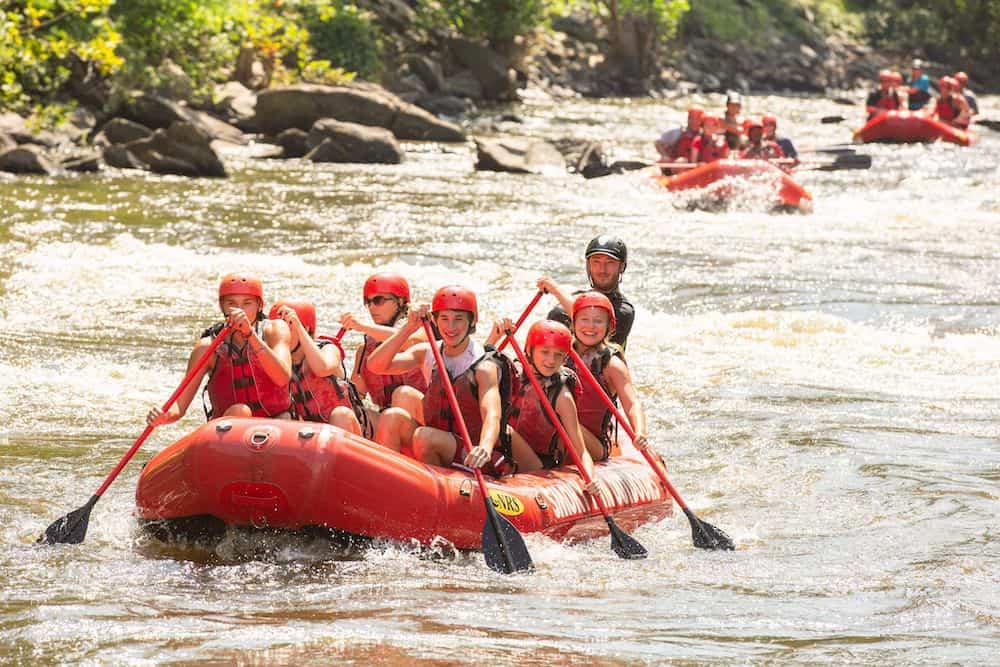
[855,110,971,146]
[651,159,812,212]
[134,418,673,549]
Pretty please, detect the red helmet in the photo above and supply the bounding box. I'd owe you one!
[525,320,572,354]
[571,291,616,333]
[687,105,704,117]
[431,285,477,322]
[879,69,892,81]
[218,273,263,302]
[268,300,316,336]
[954,71,968,86]
[363,272,410,301]
[938,76,951,90]
[762,113,777,126]
[890,71,903,84]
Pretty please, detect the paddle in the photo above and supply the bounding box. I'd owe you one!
[821,115,846,124]
[568,348,735,551]
[39,324,234,545]
[802,153,872,171]
[421,318,533,574]
[505,333,647,559]
[497,290,543,352]
[976,119,1000,132]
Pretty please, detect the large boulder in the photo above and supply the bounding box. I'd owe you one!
[124,93,248,144]
[213,81,257,125]
[474,137,565,174]
[252,84,466,142]
[0,145,59,175]
[94,118,154,148]
[403,54,446,92]
[306,119,403,164]
[448,38,516,100]
[61,150,102,173]
[123,121,227,177]
[0,112,26,135]
[275,128,311,158]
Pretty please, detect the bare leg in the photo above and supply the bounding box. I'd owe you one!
[222,404,253,418]
[376,407,417,453]
[508,428,544,473]
[412,427,458,467]
[390,385,424,423]
[329,406,361,435]
[581,426,608,462]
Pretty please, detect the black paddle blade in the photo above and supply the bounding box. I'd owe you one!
[814,147,857,156]
[683,507,735,551]
[37,495,99,545]
[481,501,533,574]
[821,115,846,124]
[816,154,872,171]
[604,516,647,560]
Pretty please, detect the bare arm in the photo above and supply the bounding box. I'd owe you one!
[254,318,292,385]
[536,276,574,314]
[340,312,428,347]
[555,389,595,480]
[366,306,427,375]
[606,356,648,449]
[147,335,215,426]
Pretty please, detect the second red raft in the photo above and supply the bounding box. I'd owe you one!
[651,159,813,212]
[855,110,971,146]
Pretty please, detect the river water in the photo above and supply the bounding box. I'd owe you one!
[2,94,998,664]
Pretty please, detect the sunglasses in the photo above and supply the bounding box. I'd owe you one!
[364,295,398,307]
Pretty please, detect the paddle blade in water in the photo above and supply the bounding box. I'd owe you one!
[605,516,648,560]
[683,507,735,551]
[37,495,98,545]
[819,154,872,171]
[481,501,533,574]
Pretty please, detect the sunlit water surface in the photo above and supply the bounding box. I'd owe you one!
[2,94,999,664]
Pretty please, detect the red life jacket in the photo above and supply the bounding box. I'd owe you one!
[422,345,513,463]
[935,97,957,123]
[508,366,577,462]
[741,141,784,160]
[698,136,729,163]
[671,128,698,161]
[566,345,622,443]
[289,340,363,423]
[359,334,428,409]
[203,322,291,418]
[876,92,900,111]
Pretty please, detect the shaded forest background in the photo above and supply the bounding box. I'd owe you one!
[1,0,996,122]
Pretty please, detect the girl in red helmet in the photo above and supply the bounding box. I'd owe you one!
[739,118,785,161]
[485,319,595,477]
[366,286,513,472]
[567,292,648,461]
[337,273,428,434]
[146,273,293,427]
[932,77,971,129]
[269,300,367,429]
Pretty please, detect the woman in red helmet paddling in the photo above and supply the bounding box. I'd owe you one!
[146,273,292,427]
[336,272,428,435]
[269,300,366,428]
[866,69,901,120]
[486,319,595,478]
[567,292,648,462]
[366,285,512,470]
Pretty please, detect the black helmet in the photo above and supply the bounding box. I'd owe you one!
[585,235,627,266]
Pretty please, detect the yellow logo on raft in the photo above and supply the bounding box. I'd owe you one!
[489,491,525,516]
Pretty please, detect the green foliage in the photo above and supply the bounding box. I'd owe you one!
[299,2,383,79]
[0,0,122,109]
[681,0,862,46]
[864,0,1000,63]
[418,0,548,50]
[605,0,690,42]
